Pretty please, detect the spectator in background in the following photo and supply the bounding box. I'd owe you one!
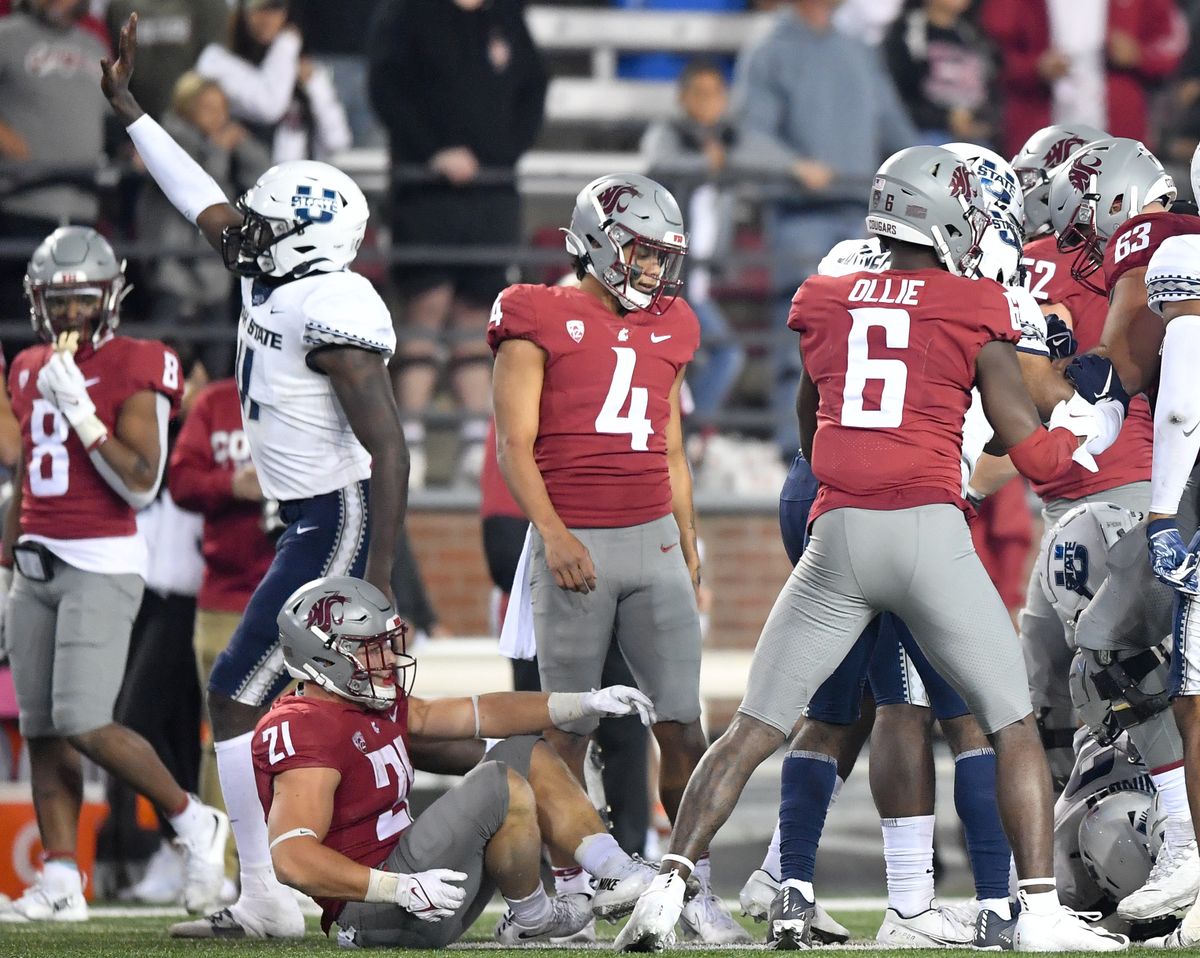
[290,0,383,146]
[168,377,276,890]
[731,0,917,458]
[104,0,227,120]
[368,0,547,489]
[136,72,271,379]
[833,0,904,45]
[196,0,350,164]
[1157,3,1200,174]
[0,0,110,320]
[883,0,998,146]
[981,0,1187,159]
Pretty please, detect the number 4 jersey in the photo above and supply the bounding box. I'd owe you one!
[9,335,183,571]
[487,283,700,528]
[789,268,1020,525]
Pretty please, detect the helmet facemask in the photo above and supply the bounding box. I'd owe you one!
[1056,183,1107,295]
[221,197,310,278]
[305,615,416,711]
[24,275,127,354]
[931,197,991,278]
[597,224,686,315]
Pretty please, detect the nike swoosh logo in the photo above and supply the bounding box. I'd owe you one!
[660,542,677,553]
[83,377,100,387]
[1185,421,1200,437]
[295,524,319,535]
[650,333,671,343]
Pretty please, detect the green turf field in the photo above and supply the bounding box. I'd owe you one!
[0,905,1148,958]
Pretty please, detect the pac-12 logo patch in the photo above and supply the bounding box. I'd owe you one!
[566,320,584,343]
[292,185,340,223]
[353,730,367,753]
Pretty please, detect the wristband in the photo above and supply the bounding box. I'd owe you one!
[547,692,588,728]
[72,413,108,452]
[366,868,401,904]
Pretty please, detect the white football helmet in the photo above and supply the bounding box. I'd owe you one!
[223,160,369,279]
[1039,502,1143,626]
[944,143,1026,286]
[1078,791,1154,905]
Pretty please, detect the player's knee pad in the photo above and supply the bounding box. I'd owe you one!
[1069,645,1173,747]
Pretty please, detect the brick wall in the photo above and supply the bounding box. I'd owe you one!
[407,502,793,649]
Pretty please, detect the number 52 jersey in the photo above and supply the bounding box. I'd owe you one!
[487,284,699,528]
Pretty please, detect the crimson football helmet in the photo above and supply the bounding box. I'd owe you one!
[23,226,128,354]
[277,576,415,711]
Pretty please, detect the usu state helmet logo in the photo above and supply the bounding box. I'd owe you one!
[292,184,340,223]
[1053,541,1092,599]
[566,320,584,343]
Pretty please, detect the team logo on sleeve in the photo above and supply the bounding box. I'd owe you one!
[353,730,367,753]
[566,320,585,343]
[306,593,348,631]
[292,185,340,224]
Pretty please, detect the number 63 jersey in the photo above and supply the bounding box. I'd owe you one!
[789,268,1020,526]
[487,283,699,528]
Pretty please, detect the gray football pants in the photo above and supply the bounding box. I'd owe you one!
[740,504,1031,737]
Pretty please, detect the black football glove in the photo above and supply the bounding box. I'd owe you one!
[1064,354,1132,413]
[1044,313,1077,360]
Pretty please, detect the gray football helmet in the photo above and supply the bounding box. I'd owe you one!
[562,173,688,315]
[1048,137,1176,294]
[277,576,415,711]
[1012,123,1108,236]
[23,226,128,353]
[865,145,992,278]
[1078,790,1154,905]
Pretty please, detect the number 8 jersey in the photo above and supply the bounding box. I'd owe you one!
[789,268,1019,525]
[9,335,183,568]
[487,283,699,528]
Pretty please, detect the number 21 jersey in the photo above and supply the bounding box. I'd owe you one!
[487,284,699,528]
[789,268,1019,524]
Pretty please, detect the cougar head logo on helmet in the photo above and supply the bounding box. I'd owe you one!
[222,160,369,280]
[23,226,129,357]
[1048,137,1175,294]
[1012,123,1108,236]
[948,163,976,201]
[278,576,415,711]
[563,173,688,315]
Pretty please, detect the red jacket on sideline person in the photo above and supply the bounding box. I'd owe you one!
[981,0,1187,158]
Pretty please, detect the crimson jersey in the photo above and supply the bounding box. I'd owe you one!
[1022,236,1152,500]
[790,269,1020,524]
[1104,212,1200,292]
[253,691,414,932]
[486,284,699,528]
[169,379,274,613]
[9,336,182,539]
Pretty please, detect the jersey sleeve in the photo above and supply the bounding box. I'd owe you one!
[301,272,396,357]
[972,280,1022,347]
[168,386,232,515]
[1004,286,1050,356]
[486,284,542,354]
[251,704,344,779]
[130,340,184,415]
[1146,234,1200,316]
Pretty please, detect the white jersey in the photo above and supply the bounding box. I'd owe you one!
[816,238,1048,490]
[234,270,395,501]
[1145,233,1200,316]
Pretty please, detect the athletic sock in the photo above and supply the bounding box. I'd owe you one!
[506,884,553,927]
[980,897,1012,920]
[779,750,838,883]
[1151,762,1195,845]
[575,832,624,878]
[881,814,936,917]
[1017,880,1059,915]
[168,794,209,844]
[693,853,712,893]
[42,857,82,893]
[761,821,782,880]
[215,731,276,886]
[954,747,1012,901]
[553,866,592,897]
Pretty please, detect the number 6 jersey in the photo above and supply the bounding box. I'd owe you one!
[487,283,699,528]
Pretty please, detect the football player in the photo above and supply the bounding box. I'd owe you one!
[257,576,658,946]
[489,175,743,943]
[0,227,228,922]
[1044,137,1200,927]
[616,145,1128,953]
[100,15,409,938]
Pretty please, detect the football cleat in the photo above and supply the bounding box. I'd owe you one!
[176,804,230,915]
[593,855,658,920]
[0,874,87,923]
[551,916,597,944]
[680,890,752,944]
[495,893,592,945]
[876,901,975,947]
[975,908,1018,951]
[120,842,184,905]
[1117,836,1200,920]
[1013,907,1129,951]
[169,892,306,939]
[768,880,814,950]
[1144,924,1199,948]
[614,871,686,952]
[740,868,849,943]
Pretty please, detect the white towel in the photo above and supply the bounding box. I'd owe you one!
[499,527,537,660]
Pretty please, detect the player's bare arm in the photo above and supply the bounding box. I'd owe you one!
[310,345,409,603]
[2,455,22,566]
[665,367,700,590]
[1095,268,1165,396]
[1018,352,1076,417]
[100,13,241,252]
[493,338,597,594]
[264,766,358,899]
[93,390,164,494]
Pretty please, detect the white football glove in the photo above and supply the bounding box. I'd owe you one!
[583,685,657,726]
[393,869,468,922]
[37,352,107,448]
[1046,394,1100,473]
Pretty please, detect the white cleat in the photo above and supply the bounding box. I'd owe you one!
[121,842,184,905]
[177,804,230,915]
[1118,836,1200,920]
[593,855,658,920]
[876,901,975,947]
[169,893,306,939]
[680,890,752,944]
[614,871,686,952]
[552,916,598,944]
[739,869,848,943]
[0,875,87,923]
[1013,907,1129,951]
[495,893,592,945]
[1145,924,1199,948]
